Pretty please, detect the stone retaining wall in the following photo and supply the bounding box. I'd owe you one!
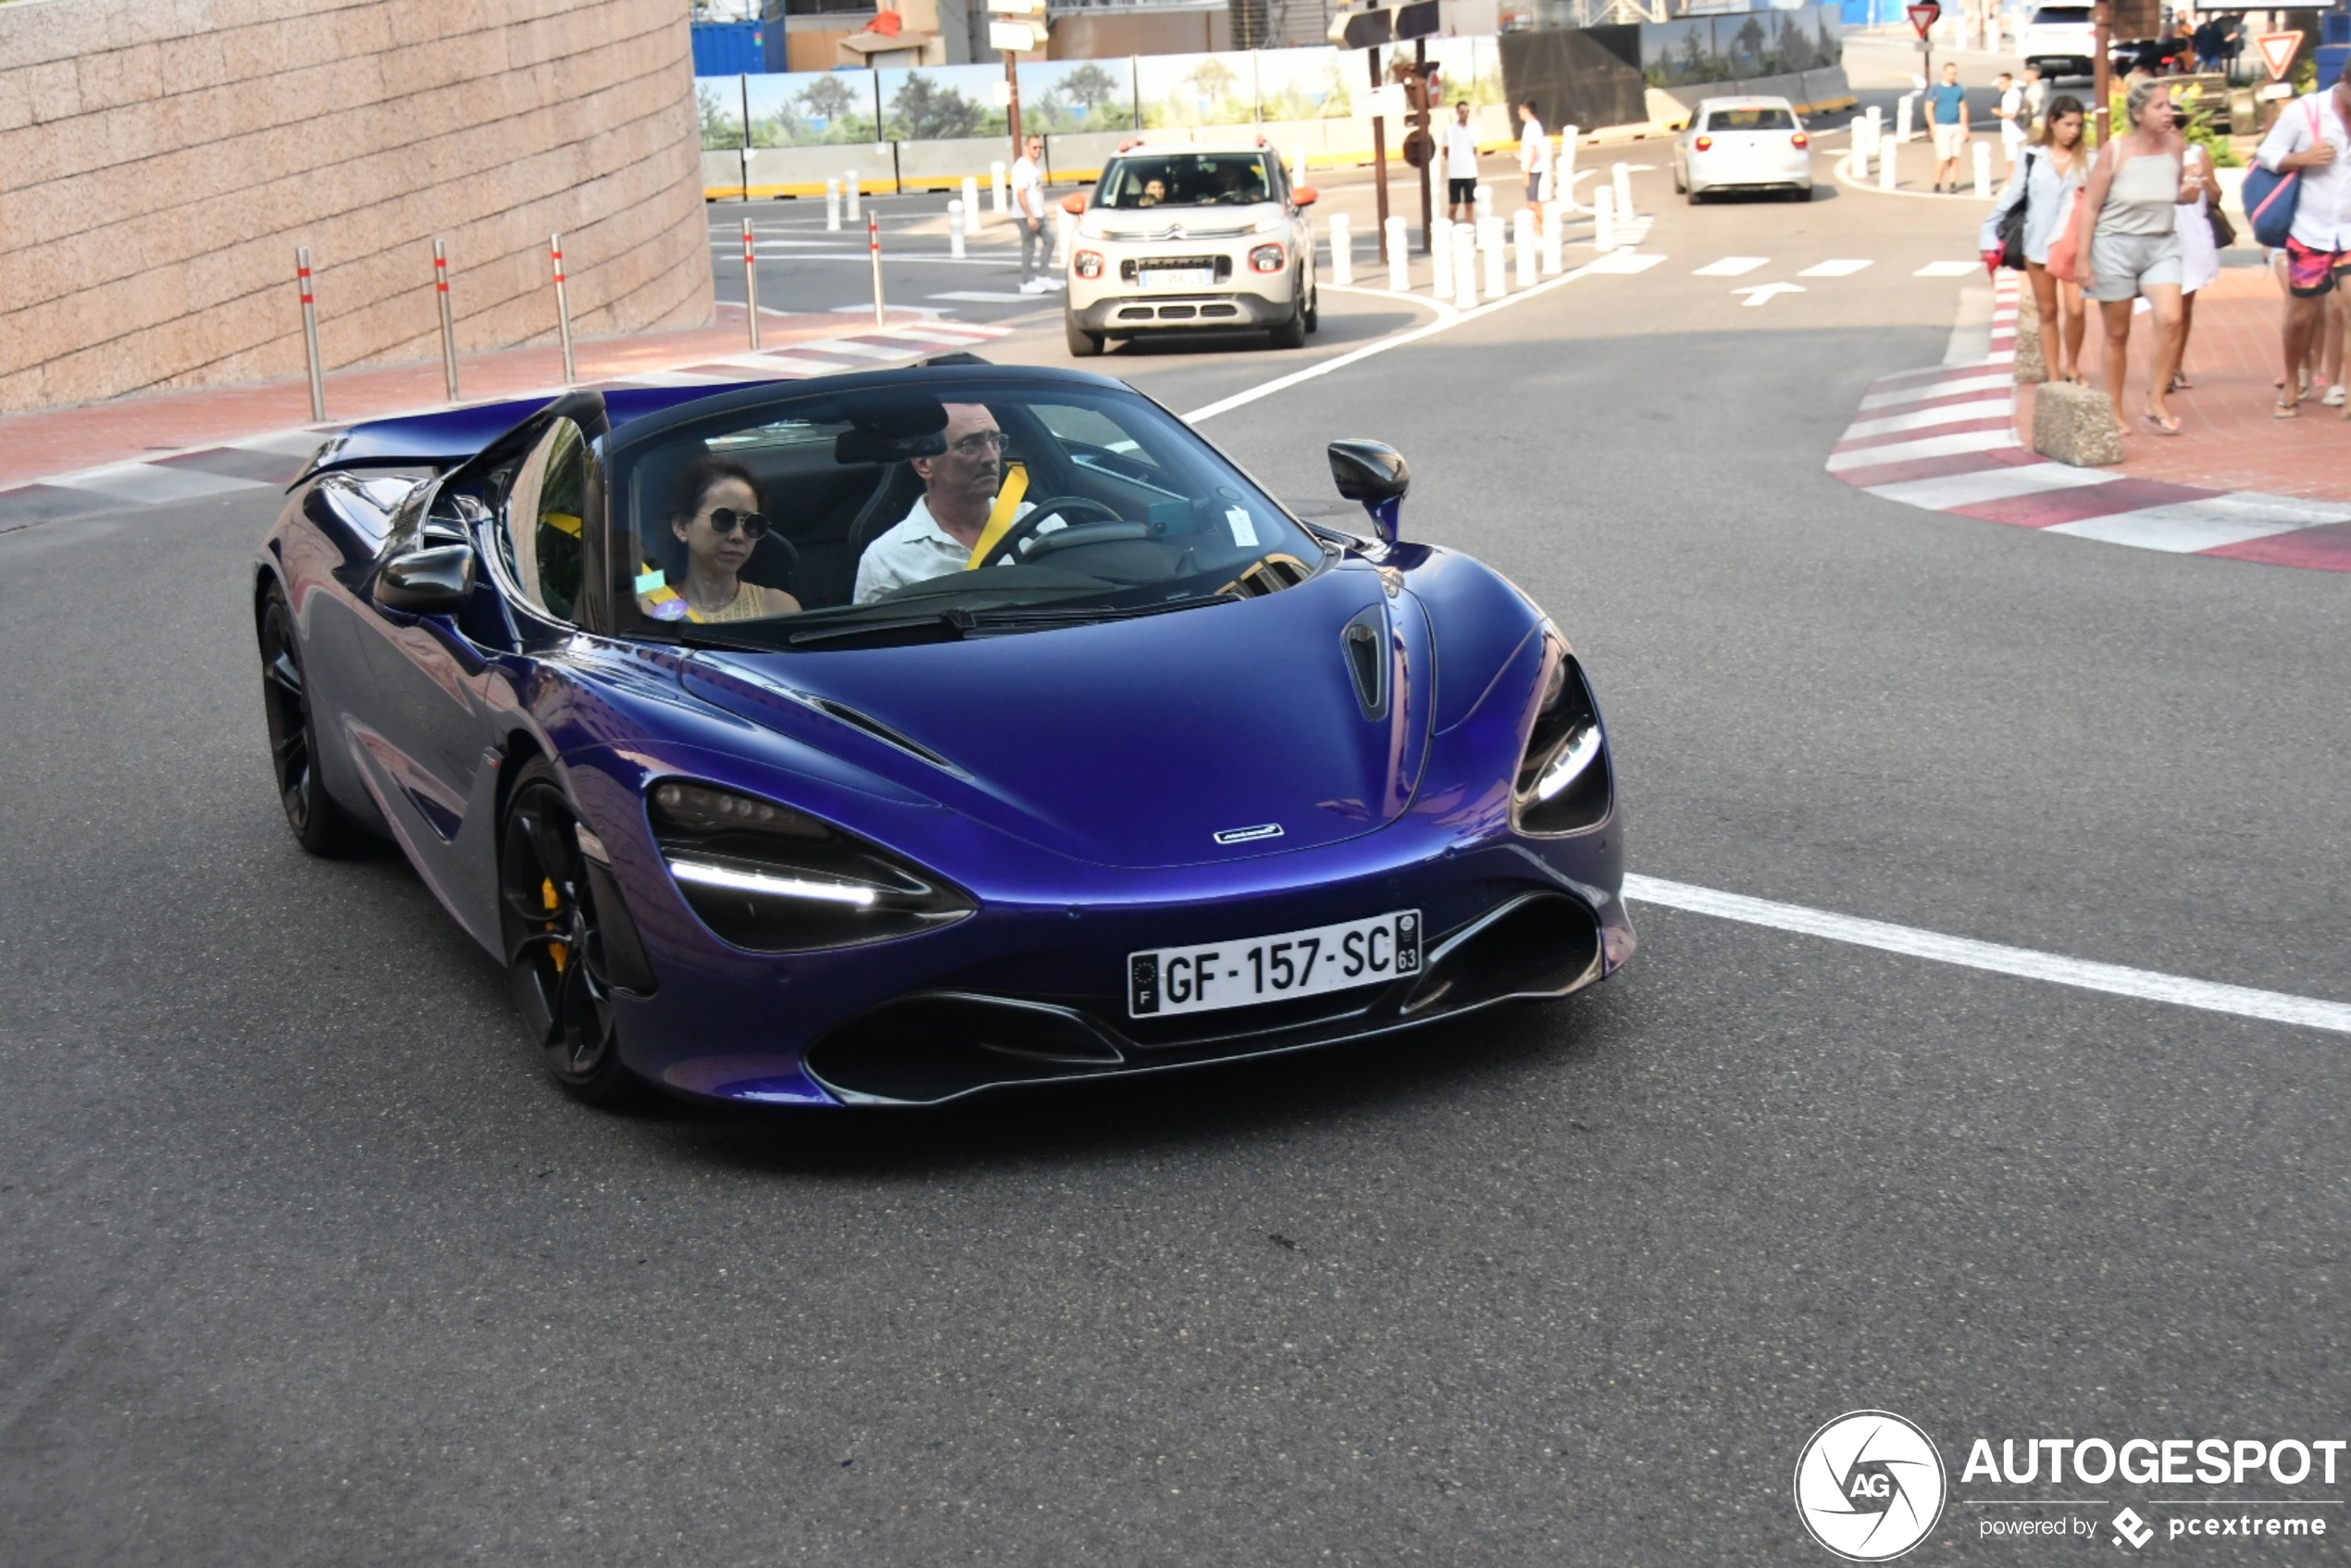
[0,0,715,415]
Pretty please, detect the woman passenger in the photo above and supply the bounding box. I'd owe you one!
[641,454,800,623]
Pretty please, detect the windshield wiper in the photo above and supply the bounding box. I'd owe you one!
[782,608,976,649]
[966,591,1240,631]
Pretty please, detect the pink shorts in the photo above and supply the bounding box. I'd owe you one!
[2284,237,2351,298]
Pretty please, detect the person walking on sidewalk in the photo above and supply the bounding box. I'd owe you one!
[1929,63,1970,193]
[1012,135,1055,296]
[1515,99,1552,214]
[2171,137,2222,391]
[1441,101,1481,222]
[1995,72,2026,174]
[1981,94,2091,381]
[2255,63,2351,417]
[2071,79,2197,435]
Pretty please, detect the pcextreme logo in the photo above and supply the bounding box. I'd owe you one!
[1795,1411,1949,1562]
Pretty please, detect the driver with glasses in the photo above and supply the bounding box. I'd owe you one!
[853,403,1037,604]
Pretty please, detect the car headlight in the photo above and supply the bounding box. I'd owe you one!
[649,780,974,952]
[1075,249,1104,279]
[1511,642,1611,836]
[1250,243,1286,274]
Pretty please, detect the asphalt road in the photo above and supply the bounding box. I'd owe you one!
[6,156,2347,1566]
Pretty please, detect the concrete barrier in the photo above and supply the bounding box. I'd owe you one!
[745,145,898,199]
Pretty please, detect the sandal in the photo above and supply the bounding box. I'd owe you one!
[2275,399,2301,418]
[2142,411,2183,436]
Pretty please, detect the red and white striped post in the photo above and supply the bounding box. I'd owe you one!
[295,245,326,421]
[740,217,761,351]
[867,213,885,328]
[431,238,460,402]
[548,231,577,385]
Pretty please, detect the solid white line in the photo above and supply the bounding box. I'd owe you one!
[1824,427,2018,471]
[1914,260,1980,276]
[1865,461,2120,508]
[1840,395,2014,440]
[1622,874,2351,1036]
[49,463,267,503]
[2046,492,2347,553]
[1857,370,2014,409]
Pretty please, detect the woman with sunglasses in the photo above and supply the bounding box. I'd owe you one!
[642,455,800,623]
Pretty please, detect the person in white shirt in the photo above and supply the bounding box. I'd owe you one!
[853,404,1034,604]
[1010,135,1057,295]
[1439,100,1481,222]
[1995,71,2026,173]
[2255,66,2351,417]
[1514,99,1552,213]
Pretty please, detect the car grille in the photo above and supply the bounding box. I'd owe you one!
[1113,303,1243,322]
[1120,255,1233,283]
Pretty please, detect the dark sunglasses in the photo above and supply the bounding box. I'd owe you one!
[705,507,769,540]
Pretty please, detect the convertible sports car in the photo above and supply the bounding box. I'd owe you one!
[255,361,1632,1109]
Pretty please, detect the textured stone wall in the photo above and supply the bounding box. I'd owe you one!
[0,0,715,415]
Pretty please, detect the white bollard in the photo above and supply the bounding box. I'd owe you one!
[1431,217,1454,298]
[1611,161,1633,222]
[1867,105,1883,155]
[1896,95,1913,144]
[1556,126,1579,211]
[1385,216,1409,291]
[1454,227,1478,308]
[991,161,1008,215]
[1512,208,1536,288]
[1480,215,1506,296]
[1329,212,1352,286]
[846,171,862,221]
[1474,183,1493,223]
[1849,118,1869,180]
[827,179,842,232]
[1593,184,1615,251]
[962,175,982,232]
[948,198,966,259]
[1542,203,1563,275]
[1972,139,1992,198]
[1880,138,1898,191]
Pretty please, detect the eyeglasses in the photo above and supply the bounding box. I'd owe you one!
[705,507,769,539]
[949,431,1011,456]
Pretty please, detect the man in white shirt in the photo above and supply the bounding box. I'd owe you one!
[2256,66,2351,415]
[1439,100,1481,222]
[1995,71,2025,173]
[1515,99,1552,213]
[853,404,1035,603]
[1010,135,1058,295]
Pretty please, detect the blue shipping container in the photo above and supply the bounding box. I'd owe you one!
[692,21,767,76]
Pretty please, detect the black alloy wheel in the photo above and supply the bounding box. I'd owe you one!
[1270,287,1308,349]
[498,758,641,1107]
[1303,270,1319,333]
[258,585,362,854]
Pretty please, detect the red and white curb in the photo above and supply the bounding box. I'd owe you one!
[1826,275,2351,572]
[0,320,1012,529]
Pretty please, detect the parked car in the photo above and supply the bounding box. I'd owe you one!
[1062,140,1320,358]
[1673,96,1812,202]
[2022,4,2099,79]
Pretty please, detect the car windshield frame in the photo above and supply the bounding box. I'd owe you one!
[599,370,1333,653]
[1096,152,1281,210]
[1704,107,1796,131]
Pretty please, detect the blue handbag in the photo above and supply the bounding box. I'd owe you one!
[2244,99,2320,249]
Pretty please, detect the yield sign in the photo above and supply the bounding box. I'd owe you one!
[1908,1,1941,40]
[1733,282,1806,307]
[2257,32,2302,83]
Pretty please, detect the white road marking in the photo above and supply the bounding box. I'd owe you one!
[1797,257,1874,278]
[1695,256,1771,276]
[2046,493,2349,553]
[1587,250,1666,274]
[1623,875,2351,1036]
[927,291,1033,303]
[1915,259,1982,276]
[49,463,266,503]
[1733,282,1806,307]
[230,429,335,458]
[803,340,924,360]
[1865,461,2120,508]
[1823,428,2019,470]
[1857,370,2015,409]
[1839,395,2013,439]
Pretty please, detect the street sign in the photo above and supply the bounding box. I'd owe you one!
[1907,1,1941,39]
[1362,82,1407,120]
[989,18,1042,51]
[2257,31,2302,81]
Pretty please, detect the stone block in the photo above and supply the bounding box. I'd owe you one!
[2012,284,2046,385]
[2032,380,2122,467]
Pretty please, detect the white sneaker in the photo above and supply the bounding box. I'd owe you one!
[1019,279,1048,294]
[2325,384,2345,407]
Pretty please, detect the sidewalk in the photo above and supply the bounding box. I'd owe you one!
[0,303,938,492]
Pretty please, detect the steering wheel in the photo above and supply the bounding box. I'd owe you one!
[976,495,1129,567]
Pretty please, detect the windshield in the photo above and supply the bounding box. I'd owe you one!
[611,378,1326,648]
[2031,6,2091,21]
[1098,153,1275,209]
[1705,107,1795,131]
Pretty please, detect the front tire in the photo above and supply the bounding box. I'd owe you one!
[1065,314,1104,357]
[1302,272,1320,333]
[1269,292,1307,349]
[499,757,643,1109]
[258,584,364,855]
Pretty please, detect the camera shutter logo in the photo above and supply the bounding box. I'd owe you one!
[1794,1411,1948,1561]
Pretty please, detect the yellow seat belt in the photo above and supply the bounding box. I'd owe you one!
[964,462,1030,568]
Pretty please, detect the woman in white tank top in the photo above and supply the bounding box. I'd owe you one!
[2071,80,2199,435]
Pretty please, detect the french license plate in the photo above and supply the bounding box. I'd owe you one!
[1139,268,1214,291]
[1128,910,1421,1018]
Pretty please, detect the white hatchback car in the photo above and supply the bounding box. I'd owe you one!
[1062,142,1320,358]
[2021,4,2098,80]
[1673,96,1813,203]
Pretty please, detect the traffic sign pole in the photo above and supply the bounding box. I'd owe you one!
[1908,3,1940,97]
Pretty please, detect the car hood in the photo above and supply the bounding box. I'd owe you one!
[679,566,1433,871]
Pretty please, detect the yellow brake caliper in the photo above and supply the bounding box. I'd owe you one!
[542,877,568,972]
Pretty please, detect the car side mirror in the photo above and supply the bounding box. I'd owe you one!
[1060,192,1088,215]
[1326,439,1410,545]
[1292,185,1319,207]
[375,542,475,616]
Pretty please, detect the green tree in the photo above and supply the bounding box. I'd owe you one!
[1190,56,1238,104]
[892,75,983,139]
[799,74,862,124]
[1057,62,1123,115]
[699,82,745,148]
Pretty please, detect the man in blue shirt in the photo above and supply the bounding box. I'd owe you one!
[1927,62,1970,193]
